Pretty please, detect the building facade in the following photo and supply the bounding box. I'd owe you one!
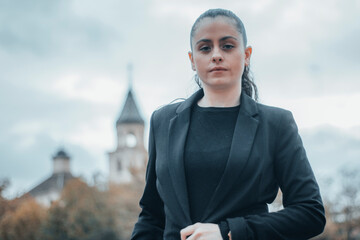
[28,148,76,206]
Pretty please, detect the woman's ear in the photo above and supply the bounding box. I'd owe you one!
[244,46,252,66]
[188,51,196,71]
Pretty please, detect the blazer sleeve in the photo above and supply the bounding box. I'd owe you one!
[131,112,165,240]
[227,110,326,240]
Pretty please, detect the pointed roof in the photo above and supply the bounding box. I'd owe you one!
[28,148,75,198]
[28,172,75,197]
[116,88,144,125]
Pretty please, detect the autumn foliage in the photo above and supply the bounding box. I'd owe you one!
[0,196,46,240]
[0,178,140,240]
[39,178,121,240]
[1,179,46,240]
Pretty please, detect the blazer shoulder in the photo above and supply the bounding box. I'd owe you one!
[151,101,183,127]
[256,102,294,124]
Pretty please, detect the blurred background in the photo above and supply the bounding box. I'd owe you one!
[0,0,359,239]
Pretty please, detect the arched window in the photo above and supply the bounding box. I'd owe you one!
[125,133,137,148]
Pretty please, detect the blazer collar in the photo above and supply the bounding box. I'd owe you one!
[176,88,258,117]
[175,88,203,114]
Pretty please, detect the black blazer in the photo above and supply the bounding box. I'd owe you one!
[131,89,325,240]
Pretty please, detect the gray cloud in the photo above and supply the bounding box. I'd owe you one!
[300,125,360,201]
[301,126,360,176]
[1,0,359,197]
[0,0,121,56]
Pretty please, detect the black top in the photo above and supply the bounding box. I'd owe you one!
[184,104,240,223]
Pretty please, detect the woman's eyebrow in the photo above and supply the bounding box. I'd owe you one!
[195,36,238,46]
[220,36,238,41]
[195,39,211,46]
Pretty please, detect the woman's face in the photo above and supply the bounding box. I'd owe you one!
[189,16,252,91]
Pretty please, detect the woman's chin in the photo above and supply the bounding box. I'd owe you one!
[202,79,239,90]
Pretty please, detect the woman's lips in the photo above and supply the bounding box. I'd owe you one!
[210,67,227,72]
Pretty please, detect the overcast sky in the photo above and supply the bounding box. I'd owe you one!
[1,0,359,198]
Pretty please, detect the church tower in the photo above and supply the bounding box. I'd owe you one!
[108,66,147,184]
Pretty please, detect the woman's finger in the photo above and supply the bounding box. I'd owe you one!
[180,223,197,240]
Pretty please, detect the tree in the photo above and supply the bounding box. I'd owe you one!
[39,202,70,240]
[336,167,360,240]
[108,179,145,239]
[39,178,121,240]
[318,167,360,240]
[0,178,10,218]
[0,197,46,240]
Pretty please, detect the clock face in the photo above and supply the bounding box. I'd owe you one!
[125,133,137,148]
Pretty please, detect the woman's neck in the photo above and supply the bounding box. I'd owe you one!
[198,85,241,107]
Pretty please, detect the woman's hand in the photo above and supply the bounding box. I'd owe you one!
[180,223,223,240]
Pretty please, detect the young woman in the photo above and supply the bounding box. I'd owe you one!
[131,9,325,240]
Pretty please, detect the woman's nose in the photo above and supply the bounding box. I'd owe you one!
[212,48,223,62]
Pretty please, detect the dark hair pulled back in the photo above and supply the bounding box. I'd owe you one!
[190,8,258,101]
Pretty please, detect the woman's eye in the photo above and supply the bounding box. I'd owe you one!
[222,44,234,50]
[199,46,211,52]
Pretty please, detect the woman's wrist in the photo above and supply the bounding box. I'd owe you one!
[218,221,230,240]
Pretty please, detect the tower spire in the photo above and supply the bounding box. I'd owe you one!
[116,63,144,125]
[127,63,133,89]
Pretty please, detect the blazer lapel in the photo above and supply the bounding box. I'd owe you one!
[201,92,259,221]
[167,89,204,224]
